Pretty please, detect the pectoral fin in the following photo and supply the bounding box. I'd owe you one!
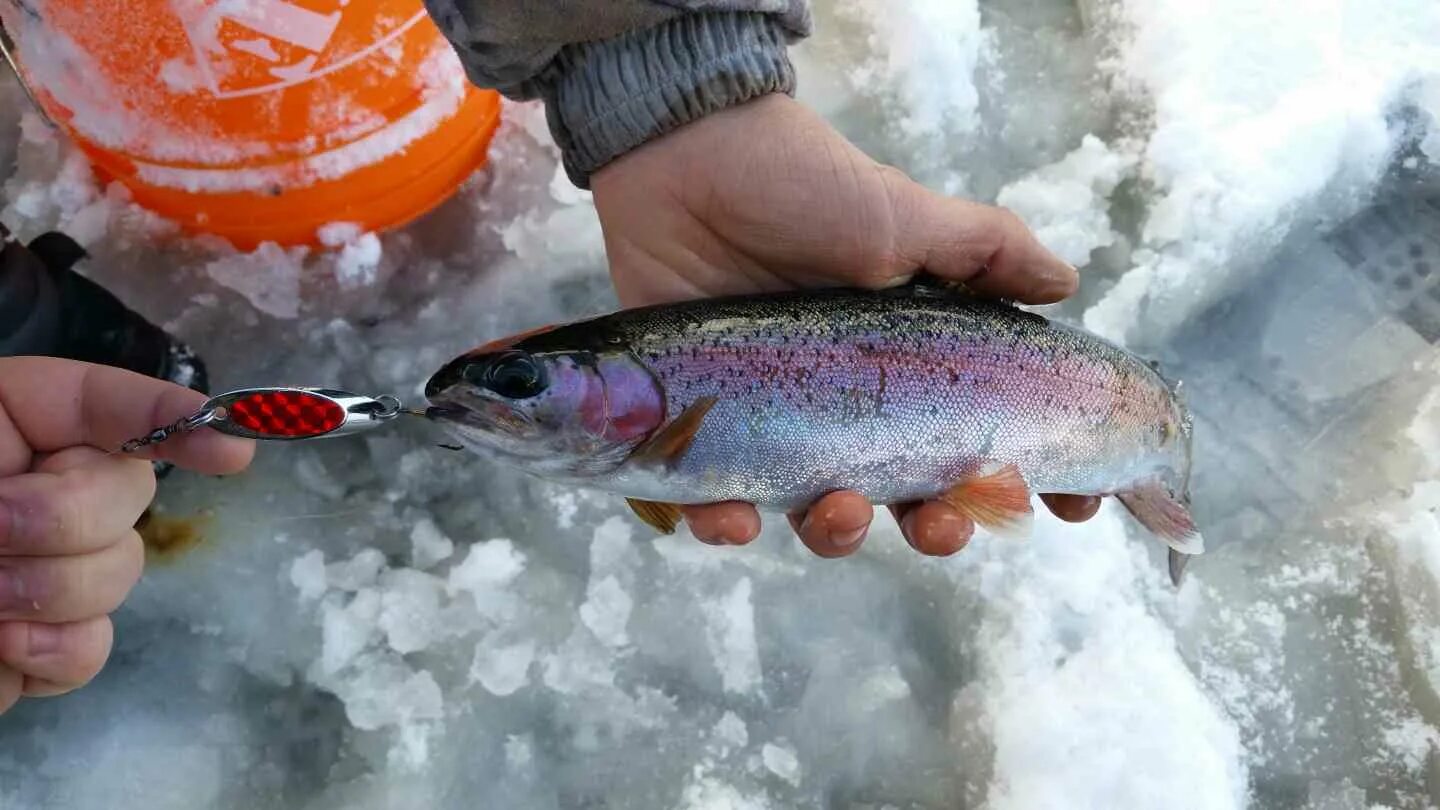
[630,397,718,469]
[626,498,684,535]
[938,463,1034,539]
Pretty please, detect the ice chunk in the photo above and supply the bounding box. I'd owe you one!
[203,242,307,320]
[854,664,912,713]
[589,516,637,574]
[471,635,536,696]
[761,743,801,786]
[448,540,526,591]
[678,764,773,810]
[326,549,387,592]
[376,569,448,655]
[318,222,383,289]
[713,712,750,753]
[330,652,445,731]
[448,539,526,621]
[702,577,763,695]
[409,517,455,570]
[505,734,535,771]
[319,588,382,675]
[579,576,633,649]
[289,550,327,602]
[541,630,618,696]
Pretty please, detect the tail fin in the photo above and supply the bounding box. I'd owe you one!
[1117,482,1203,586]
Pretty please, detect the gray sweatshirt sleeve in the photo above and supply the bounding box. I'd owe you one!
[422,1,812,187]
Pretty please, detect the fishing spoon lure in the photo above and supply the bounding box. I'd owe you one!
[120,387,417,453]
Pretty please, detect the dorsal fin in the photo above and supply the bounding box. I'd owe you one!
[899,274,1017,308]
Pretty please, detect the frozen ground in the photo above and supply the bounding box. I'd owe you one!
[3,0,1440,807]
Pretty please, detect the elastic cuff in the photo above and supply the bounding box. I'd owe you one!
[539,12,798,188]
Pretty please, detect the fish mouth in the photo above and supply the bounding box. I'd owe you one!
[421,404,467,422]
[423,397,533,437]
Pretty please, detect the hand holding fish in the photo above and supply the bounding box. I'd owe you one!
[588,94,1101,557]
[0,358,253,715]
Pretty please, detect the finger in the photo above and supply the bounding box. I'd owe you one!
[0,663,19,714]
[0,448,155,556]
[683,502,761,546]
[1040,493,1102,523]
[0,530,144,622]
[897,500,974,557]
[791,491,872,558]
[882,170,1078,304]
[22,677,75,698]
[0,616,112,693]
[0,357,254,477]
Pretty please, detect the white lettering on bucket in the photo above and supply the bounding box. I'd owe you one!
[176,0,427,100]
[220,0,340,54]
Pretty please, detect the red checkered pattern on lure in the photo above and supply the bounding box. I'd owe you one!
[227,390,345,438]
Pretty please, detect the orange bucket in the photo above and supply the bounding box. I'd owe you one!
[1,0,501,249]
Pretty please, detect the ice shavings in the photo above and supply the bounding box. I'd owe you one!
[996,135,1140,267]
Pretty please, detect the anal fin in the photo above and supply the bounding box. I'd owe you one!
[938,463,1034,539]
[1116,482,1204,587]
[627,498,684,535]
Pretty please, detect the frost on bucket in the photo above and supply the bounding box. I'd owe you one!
[1,0,503,248]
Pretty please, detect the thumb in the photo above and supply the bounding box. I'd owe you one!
[882,170,1079,304]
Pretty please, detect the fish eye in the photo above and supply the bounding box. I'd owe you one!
[467,351,547,400]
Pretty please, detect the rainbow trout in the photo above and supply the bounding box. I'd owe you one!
[425,282,1202,584]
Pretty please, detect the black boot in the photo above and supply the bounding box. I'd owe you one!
[1,223,211,473]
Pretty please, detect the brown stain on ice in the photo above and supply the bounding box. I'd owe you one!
[136,509,213,562]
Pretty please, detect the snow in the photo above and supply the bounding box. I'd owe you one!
[318,223,384,290]
[996,135,1139,267]
[4,0,1440,807]
[1080,0,1440,348]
